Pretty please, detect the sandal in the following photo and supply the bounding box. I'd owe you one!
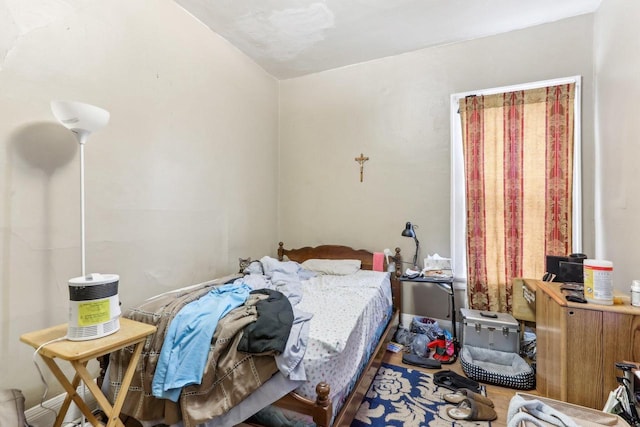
[447,398,497,421]
[433,370,481,393]
[443,388,494,407]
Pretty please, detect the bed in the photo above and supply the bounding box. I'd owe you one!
[102,242,403,427]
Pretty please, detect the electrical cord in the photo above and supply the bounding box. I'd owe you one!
[32,336,68,420]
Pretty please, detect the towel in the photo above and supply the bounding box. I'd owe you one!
[373,252,384,271]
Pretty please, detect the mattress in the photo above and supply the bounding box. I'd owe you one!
[294,269,393,402]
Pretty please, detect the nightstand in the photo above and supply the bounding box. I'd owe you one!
[398,275,458,356]
[20,317,156,427]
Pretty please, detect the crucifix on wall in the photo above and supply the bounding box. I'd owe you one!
[354,153,369,182]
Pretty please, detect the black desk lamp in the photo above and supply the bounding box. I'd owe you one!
[401,222,420,269]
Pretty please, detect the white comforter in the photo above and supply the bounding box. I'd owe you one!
[295,269,392,401]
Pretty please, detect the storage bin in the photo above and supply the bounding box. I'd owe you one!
[460,308,520,353]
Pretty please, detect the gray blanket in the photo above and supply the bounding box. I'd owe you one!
[106,274,279,427]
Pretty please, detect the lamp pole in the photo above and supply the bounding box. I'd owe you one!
[77,131,89,276]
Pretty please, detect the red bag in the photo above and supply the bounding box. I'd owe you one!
[427,337,455,363]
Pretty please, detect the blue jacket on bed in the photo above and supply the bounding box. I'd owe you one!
[152,282,252,401]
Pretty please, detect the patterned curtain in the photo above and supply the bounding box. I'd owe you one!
[459,84,575,312]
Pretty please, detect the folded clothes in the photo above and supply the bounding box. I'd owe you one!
[402,353,442,369]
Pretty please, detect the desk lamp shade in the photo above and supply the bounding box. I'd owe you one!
[51,100,120,341]
[401,222,420,269]
[402,222,416,238]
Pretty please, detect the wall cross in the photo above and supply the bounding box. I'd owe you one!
[354,153,369,182]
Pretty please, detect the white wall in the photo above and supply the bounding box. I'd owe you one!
[594,1,640,293]
[279,15,595,320]
[0,0,279,407]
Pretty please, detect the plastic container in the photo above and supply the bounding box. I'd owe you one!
[631,280,640,307]
[583,259,614,305]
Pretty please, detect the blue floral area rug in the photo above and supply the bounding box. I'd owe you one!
[351,363,492,427]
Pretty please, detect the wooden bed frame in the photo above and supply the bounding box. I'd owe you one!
[98,242,403,427]
[272,242,403,427]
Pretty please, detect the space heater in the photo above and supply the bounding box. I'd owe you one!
[67,273,121,341]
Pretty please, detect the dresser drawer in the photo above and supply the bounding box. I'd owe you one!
[512,278,536,322]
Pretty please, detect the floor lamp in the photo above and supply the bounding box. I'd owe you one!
[51,100,110,277]
[51,100,121,343]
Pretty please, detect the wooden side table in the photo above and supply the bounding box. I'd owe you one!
[20,317,156,427]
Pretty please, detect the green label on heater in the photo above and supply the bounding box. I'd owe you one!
[78,299,110,326]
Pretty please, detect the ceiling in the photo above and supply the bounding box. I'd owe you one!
[175,0,602,80]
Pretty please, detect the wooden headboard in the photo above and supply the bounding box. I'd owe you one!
[278,242,401,273]
[277,242,403,312]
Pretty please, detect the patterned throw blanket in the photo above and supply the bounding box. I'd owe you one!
[106,274,280,427]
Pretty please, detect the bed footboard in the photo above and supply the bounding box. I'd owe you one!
[273,383,333,427]
[273,308,400,427]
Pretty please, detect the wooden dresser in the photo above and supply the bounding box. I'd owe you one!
[516,279,640,409]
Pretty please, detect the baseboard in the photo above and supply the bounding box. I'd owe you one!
[25,385,98,427]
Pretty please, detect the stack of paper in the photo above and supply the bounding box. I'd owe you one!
[422,254,453,278]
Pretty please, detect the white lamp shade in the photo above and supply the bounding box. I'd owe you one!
[51,100,110,136]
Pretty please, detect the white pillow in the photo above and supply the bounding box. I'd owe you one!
[260,256,300,276]
[301,259,361,275]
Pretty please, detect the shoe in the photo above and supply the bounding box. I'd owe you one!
[433,370,481,393]
[442,388,494,407]
[402,353,442,369]
[447,398,497,421]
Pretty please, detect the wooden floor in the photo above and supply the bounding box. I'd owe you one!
[384,350,529,427]
[236,349,531,427]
